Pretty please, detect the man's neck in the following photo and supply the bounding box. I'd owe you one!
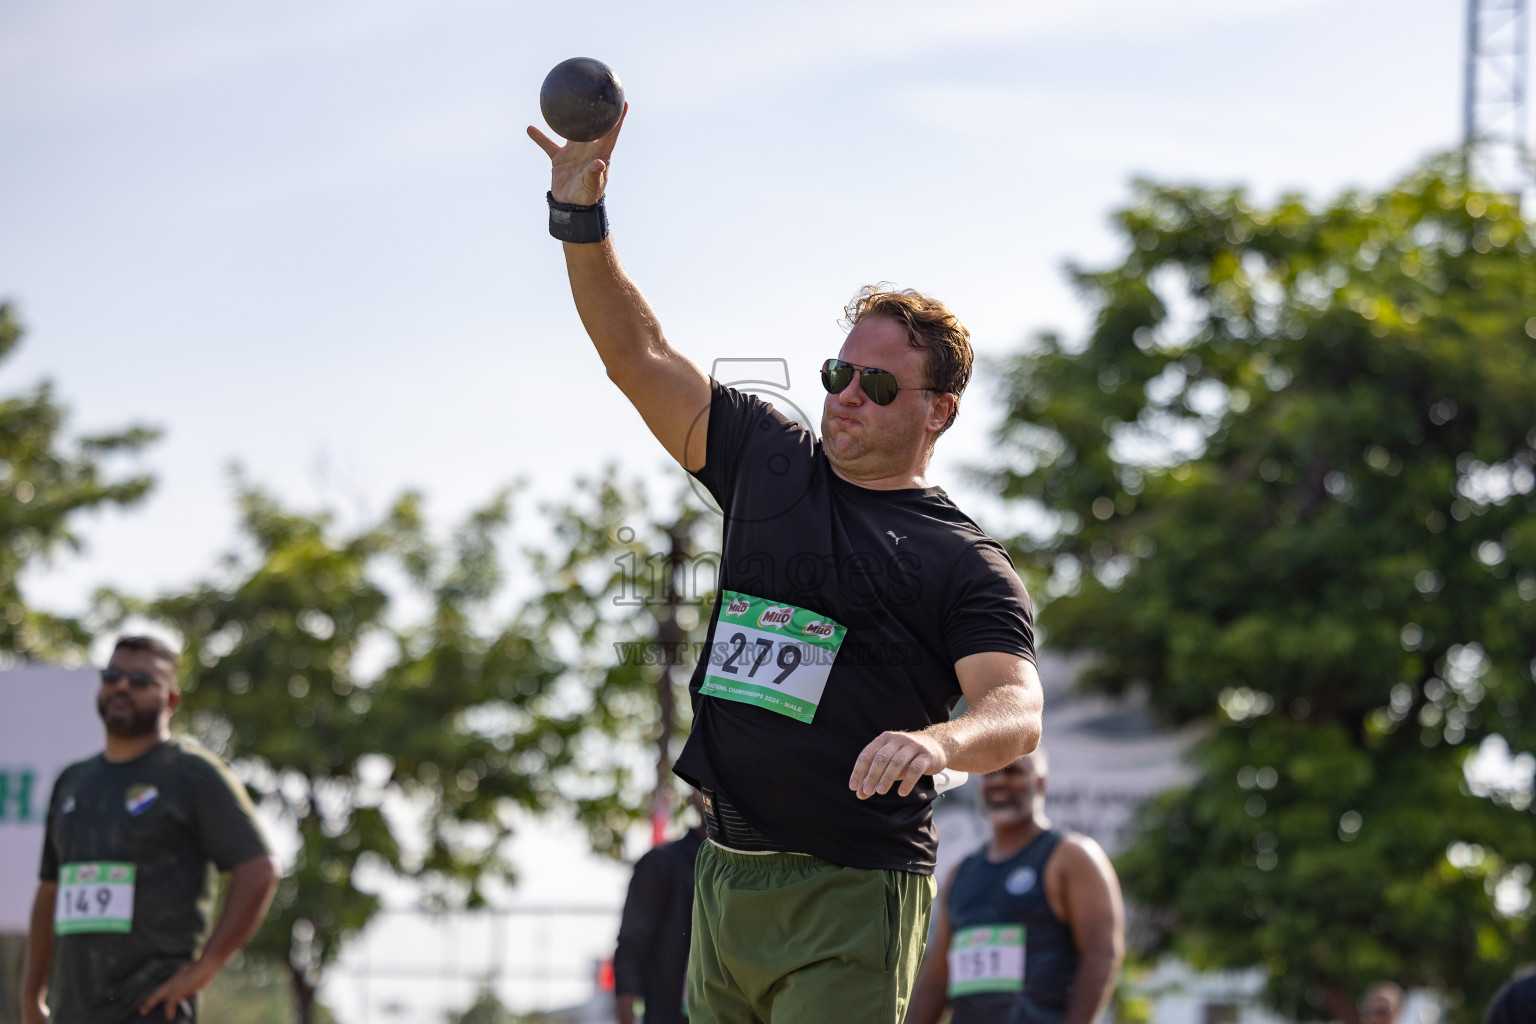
[103,729,169,764]
[827,458,932,491]
[986,815,1048,862]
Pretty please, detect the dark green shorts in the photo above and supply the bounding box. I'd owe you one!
[687,841,936,1024]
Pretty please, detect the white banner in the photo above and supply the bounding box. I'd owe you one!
[0,667,102,932]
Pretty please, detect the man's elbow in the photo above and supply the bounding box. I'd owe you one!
[601,340,665,388]
[1079,932,1125,973]
[962,727,1040,775]
[1092,941,1125,969]
[980,720,1040,773]
[1001,693,1043,762]
[1015,713,1042,758]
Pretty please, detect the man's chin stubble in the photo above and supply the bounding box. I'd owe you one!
[100,706,158,738]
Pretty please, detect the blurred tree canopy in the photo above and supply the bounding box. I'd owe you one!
[118,477,564,1024]
[521,467,715,856]
[0,301,158,659]
[109,468,716,1021]
[990,160,1536,1023]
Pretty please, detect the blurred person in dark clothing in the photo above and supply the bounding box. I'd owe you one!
[1359,982,1404,1024]
[20,636,277,1024]
[615,794,705,1024]
[1484,973,1536,1024]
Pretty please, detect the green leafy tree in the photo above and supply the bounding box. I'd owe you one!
[990,159,1536,1023]
[0,301,157,659]
[130,477,564,1024]
[522,467,716,856]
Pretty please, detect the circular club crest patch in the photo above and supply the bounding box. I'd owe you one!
[1005,866,1038,896]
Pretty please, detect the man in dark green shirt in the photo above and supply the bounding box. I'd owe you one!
[20,636,279,1024]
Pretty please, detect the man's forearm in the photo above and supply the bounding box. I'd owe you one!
[558,236,711,470]
[563,239,667,380]
[21,883,55,1021]
[137,856,280,1016]
[1062,951,1120,1024]
[850,663,1042,799]
[198,856,278,970]
[922,680,1041,775]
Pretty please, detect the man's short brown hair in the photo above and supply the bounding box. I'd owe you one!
[843,284,973,434]
[113,635,179,667]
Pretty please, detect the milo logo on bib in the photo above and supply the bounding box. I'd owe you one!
[757,606,793,629]
[701,591,847,724]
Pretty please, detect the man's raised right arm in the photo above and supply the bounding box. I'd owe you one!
[529,110,712,471]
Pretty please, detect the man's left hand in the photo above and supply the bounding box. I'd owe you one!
[849,731,948,799]
[139,959,216,1020]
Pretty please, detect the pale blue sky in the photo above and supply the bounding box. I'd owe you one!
[2,0,1469,619]
[0,2,1491,1015]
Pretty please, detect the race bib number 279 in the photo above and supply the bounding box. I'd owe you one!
[700,591,847,724]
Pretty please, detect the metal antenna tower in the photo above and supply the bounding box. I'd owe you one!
[1463,0,1530,196]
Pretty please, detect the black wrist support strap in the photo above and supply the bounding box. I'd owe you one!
[546,192,608,244]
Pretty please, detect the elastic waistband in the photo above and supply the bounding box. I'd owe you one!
[702,840,823,871]
[701,788,786,852]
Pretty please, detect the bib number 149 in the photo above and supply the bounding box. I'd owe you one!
[55,862,136,935]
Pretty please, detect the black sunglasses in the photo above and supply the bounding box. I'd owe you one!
[100,667,158,690]
[820,358,937,406]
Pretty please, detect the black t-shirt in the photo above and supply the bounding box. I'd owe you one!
[39,736,271,1023]
[674,383,1035,873]
[613,830,703,1024]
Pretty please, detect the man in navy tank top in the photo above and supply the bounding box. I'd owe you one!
[906,749,1124,1024]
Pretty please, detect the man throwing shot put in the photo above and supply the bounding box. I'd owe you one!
[20,636,278,1024]
[906,749,1124,1024]
[530,109,1043,1024]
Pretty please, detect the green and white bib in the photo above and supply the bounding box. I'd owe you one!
[700,591,848,724]
[55,861,136,935]
[947,924,1025,996]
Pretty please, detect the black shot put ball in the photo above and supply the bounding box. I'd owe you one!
[539,57,624,143]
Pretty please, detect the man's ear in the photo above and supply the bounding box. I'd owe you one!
[928,393,956,433]
[166,688,182,714]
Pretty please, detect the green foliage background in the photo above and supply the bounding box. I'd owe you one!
[93,480,555,1017]
[8,154,1536,1024]
[0,302,157,660]
[991,158,1536,1022]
